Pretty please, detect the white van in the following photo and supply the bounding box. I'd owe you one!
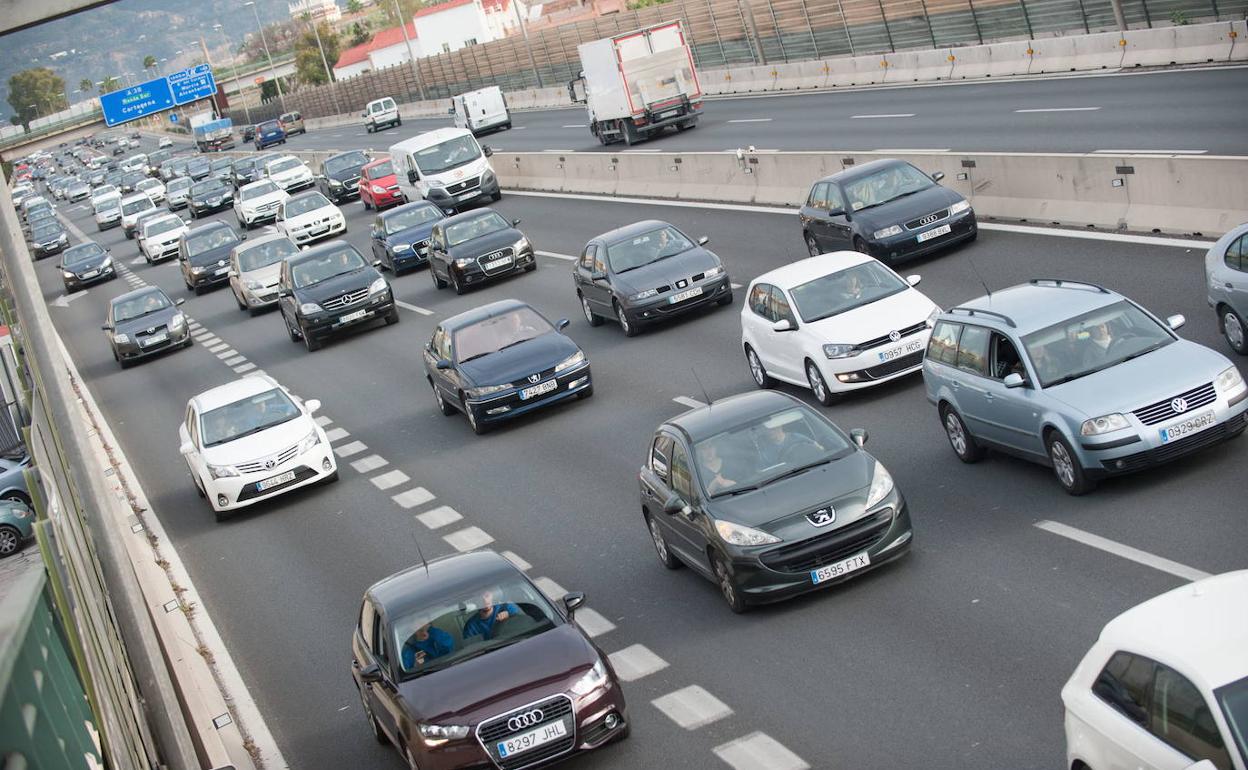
[93,191,123,231]
[452,86,511,135]
[363,97,401,133]
[389,128,500,213]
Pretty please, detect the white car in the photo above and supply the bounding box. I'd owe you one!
[136,177,166,204]
[229,234,299,313]
[275,191,346,246]
[122,153,148,175]
[740,251,939,404]
[177,374,337,520]
[234,179,289,230]
[363,96,400,133]
[138,213,188,264]
[166,177,192,211]
[264,155,315,192]
[1062,570,1247,770]
[158,136,173,149]
[119,193,157,239]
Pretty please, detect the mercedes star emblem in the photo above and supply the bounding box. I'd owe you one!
[806,507,836,527]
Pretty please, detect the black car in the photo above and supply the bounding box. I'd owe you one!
[178,221,243,295]
[61,242,116,291]
[120,171,145,194]
[185,158,211,181]
[423,299,591,435]
[800,158,977,263]
[231,157,262,189]
[187,178,234,219]
[276,241,397,352]
[24,207,57,235]
[317,150,368,204]
[103,286,191,368]
[112,145,124,156]
[241,124,256,143]
[209,157,234,182]
[428,209,536,295]
[639,390,912,613]
[30,220,70,259]
[574,220,733,337]
[370,201,445,274]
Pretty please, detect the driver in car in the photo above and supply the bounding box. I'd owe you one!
[462,589,519,641]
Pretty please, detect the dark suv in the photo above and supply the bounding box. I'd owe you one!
[188,178,234,219]
[277,240,397,351]
[317,150,369,204]
[179,221,243,295]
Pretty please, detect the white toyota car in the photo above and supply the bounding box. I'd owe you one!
[234,179,289,230]
[275,190,346,246]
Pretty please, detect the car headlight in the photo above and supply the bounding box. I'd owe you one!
[368,277,388,295]
[630,288,658,302]
[299,302,323,314]
[925,306,941,328]
[10,504,32,519]
[100,256,112,268]
[191,266,205,275]
[1215,365,1245,394]
[418,723,469,746]
[570,659,608,696]
[873,225,903,239]
[513,236,530,252]
[393,243,412,253]
[371,184,387,195]
[949,200,972,215]
[714,519,780,546]
[823,343,855,359]
[482,169,496,184]
[1080,413,1130,436]
[112,333,129,344]
[170,313,186,329]
[864,462,895,509]
[466,383,510,398]
[328,179,342,188]
[63,270,75,279]
[297,428,321,455]
[554,351,585,372]
[58,232,68,243]
[702,264,723,278]
[207,463,239,479]
[454,257,475,268]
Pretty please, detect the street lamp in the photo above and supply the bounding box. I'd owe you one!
[393,0,426,101]
[244,0,287,111]
[213,23,253,125]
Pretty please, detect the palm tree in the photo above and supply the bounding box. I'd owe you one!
[98,76,121,95]
[78,78,92,94]
[143,55,157,71]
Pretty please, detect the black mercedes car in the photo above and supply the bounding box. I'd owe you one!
[178,221,243,295]
[573,220,733,337]
[276,241,397,352]
[639,390,912,613]
[317,150,368,204]
[61,242,116,292]
[188,178,234,219]
[423,299,591,435]
[103,286,191,368]
[799,158,976,263]
[241,124,256,143]
[30,220,70,259]
[370,201,445,274]
[428,209,535,295]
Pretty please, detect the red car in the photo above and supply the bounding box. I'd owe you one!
[359,158,406,211]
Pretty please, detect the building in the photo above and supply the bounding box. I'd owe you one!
[288,0,342,23]
[332,22,422,79]
[333,40,373,79]
[411,0,525,55]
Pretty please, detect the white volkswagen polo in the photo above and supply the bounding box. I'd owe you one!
[741,251,939,404]
[275,190,346,246]
[178,375,337,520]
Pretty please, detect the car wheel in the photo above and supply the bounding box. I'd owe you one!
[235,290,247,311]
[805,233,821,257]
[646,514,681,569]
[580,293,603,326]
[385,307,400,325]
[303,326,323,352]
[941,405,986,463]
[1221,306,1248,355]
[193,283,206,296]
[285,314,301,342]
[450,269,466,296]
[430,262,447,289]
[193,474,206,498]
[745,346,772,389]
[615,301,639,337]
[365,124,373,134]
[1046,431,1095,495]
[576,384,594,399]
[466,403,490,435]
[432,382,456,416]
[0,525,21,557]
[524,259,536,273]
[491,191,502,202]
[853,236,868,254]
[806,360,836,406]
[357,685,388,745]
[711,552,747,613]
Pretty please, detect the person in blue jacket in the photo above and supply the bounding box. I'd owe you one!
[402,620,454,670]
[462,589,520,641]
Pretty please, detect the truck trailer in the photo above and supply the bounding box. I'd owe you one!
[192,115,235,152]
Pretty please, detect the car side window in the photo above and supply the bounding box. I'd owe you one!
[1149,665,1231,769]
[807,182,828,210]
[359,601,376,650]
[748,284,772,321]
[955,325,991,376]
[1093,651,1154,727]
[650,435,673,484]
[988,333,1024,381]
[670,442,693,500]
[188,410,200,449]
[928,321,961,365]
[593,251,607,275]
[1226,234,1246,272]
[826,184,845,212]
[771,288,796,325]
[370,612,387,666]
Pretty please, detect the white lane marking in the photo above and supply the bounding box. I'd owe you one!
[395,300,432,315]
[314,415,333,427]
[1035,521,1211,581]
[512,126,527,130]
[416,504,462,529]
[714,732,810,770]
[324,427,350,443]
[1093,149,1208,154]
[370,469,409,490]
[443,525,494,552]
[875,148,951,153]
[205,342,228,353]
[540,149,578,153]
[129,256,145,265]
[1013,106,1100,113]
[233,363,256,374]
[653,685,734,730]
[730,282,743,290]
[350,454,388,473]
[223,355,247,366]
[215,349,239,360]
[533,576,566,600]
[502,551,531,571]
[977,222,1211,250]
[391,486,435,509]
[331,133,343,137]
[561,124,587,128]
[574,608,616,638]
[727,118,773,123]
[850,113,915,119]
[608,644,669,682]
[674,396,707,409]
[536,250,577,261]
[333,440,368,458]
[354,132,369,136]
[622,148,662,152]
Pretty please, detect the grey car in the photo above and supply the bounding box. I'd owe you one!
[1205,221,1248,355]
[922,279,1248,494]
[103,287,192,368]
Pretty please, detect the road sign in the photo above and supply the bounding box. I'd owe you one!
[99,78,175,127]
[168,64,217,106]
[169,113,178,123]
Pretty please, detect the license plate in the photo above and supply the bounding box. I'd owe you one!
[483,256,513,271]
[916,223,952,243]
[877,338,924,362]
[140,332,167,346]
[457,191,477,201]
[82,269,99,278]
[256,470,296,491]
[1159,410,1216,443]
[659,110,678,119]
[520,379,558,400]
[310,226,328,236]
[497,719,567,758]
[215,267,229,276]
[811,551,871,584]
[339,309,368,324]
[669,286,704,304]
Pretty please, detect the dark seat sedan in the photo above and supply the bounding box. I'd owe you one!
[428,209,536,295]
[29,219,70,259]
[352,550,628,770]
[103,286,191,368]
[424,299,591,435]
[179,221,243,295]
[187,177,234,219]
[573,220,732,337]
[316,149,369,204]
[639,390,912,613]
[277,240,397,352]
[799,158,977,263]
[61,242,116,292]
[371,201,445,274]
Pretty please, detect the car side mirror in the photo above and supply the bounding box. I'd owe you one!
[372,259,382,268]
[561,591,585,616]
[407,170,418,184]
[1166,314,1185,331]
[906,274,922,286]
[174,297,186,306]
[1003,372,1026,389]
[556,318,570,331]
[105,246,112,252]
[447,107,455,114]
[178,442,194,456]
[358,663,383,684]
[278,288,292,298]
[482,145,493,157]
[435,359,452,370]
[826,208,845,217]
[662,493,688,515]
[305,398,321,414]
[931,171,946,182]
[590,270,607,282]
[361,112,368,118]
[101,324,111,331]
[850,428,868,447]
[228,269,238,277]
[772,319,794,332]
[697,236,709,246]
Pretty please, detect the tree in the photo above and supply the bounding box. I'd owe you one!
[6,68,67,128]
[348,21,371,46]
[346,0,363,12]
[143,55,157,71]
[260,79,280,103]
[378,0,425,28]
[78,78,93,94]
[98,76,122,95]
[294,21,341,86]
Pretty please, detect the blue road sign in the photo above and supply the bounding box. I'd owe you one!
[168,64,218,106]
[169,113,179,123]
[99,78,175,127]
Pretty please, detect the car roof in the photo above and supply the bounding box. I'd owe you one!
[439,207,500,227]
[110,285,167,305]
[235,232,291,250]
[186,220,232,235]
[121,193,151,204]
[240,178,281,192]
[594,219,676,245]
[389,127,473,155]
[666,390,807,442]
[190,374,283,413]
[380,200,441,220]
[440,298,531,331]
[752,251,877,289]
[1097,570,1248,691]
[367,550,517,617]
[287,239,357,264]
[143,213,182,228]
[814,157,906,185]
[362,158,392,170]
[950,280,1123,336]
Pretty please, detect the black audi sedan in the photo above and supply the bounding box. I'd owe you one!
[187,178,234,219]
[61,242,115,292]
[799,158,977,263]
[29,220,70,259]
[371,201,445,274]
[103,286,191,368]
[424,299,591,435]
[178,222,243,295]
[276,240,397,352]
[316,150,369,204]
[573,220,733,337]
[428,209,535,295]
[352,551,628,769]
[639,390,912,613]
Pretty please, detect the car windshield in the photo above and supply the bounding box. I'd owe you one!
[113,290,171,322]
[187,160,209,173]
[384,205,442,234]
[242,181,281,200]
[185,227,238,257]
[291,246,367,288]
[168,178,191,192]
[452,307,553,364]
[1215,676,1248,763]
[137,179,160,190]
[144,218,183,236]
[1021,300,1175,388]
[122,197,153,215]
[606,226,694,273]
[843,162,935,212]
[192,180,227,196]
[64,244,105,264]
[444,211,511,247]
[365,160,395,180]
[95,197,120,213]
[199,388,300,447]
[238,239,297,272]
[261,121,280,131]
[270,158,300,174]
[284,194,329,217]
[391,574,560,681]
[324,152,366,174]
[235,159,258,172]
[693,407,853,498]
[413,135,481,175]
[211,158,232,170]
[789,261,909,323]
[33,223,62,238]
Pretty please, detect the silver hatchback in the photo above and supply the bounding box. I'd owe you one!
[922,279,1248,494]
[1205,221,1248,355]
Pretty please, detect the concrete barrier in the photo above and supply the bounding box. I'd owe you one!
[795,60,831,89]
[1121,21,1237,67]
[1067,30,1128,71]
[771,62,806,91]
[982,40,1035,78]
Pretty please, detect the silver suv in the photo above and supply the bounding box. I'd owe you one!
[922,279,1248,494]
[1205,221,1248,355]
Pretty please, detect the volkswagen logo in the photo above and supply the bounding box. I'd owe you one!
[888,330,901,342]
[527,373,542,384]
[806,507,836,527]
[1171,397,1189,414]
[918,214,939,226]
[147,326,156,334]
[507,709,544,731]
[264,459,276,469]
[218,259,226,267]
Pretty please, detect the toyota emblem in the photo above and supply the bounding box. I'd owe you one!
[806,507,836,527]
[888,330,901,342]
[1171,397,1189,414]
[264,459,276,469]
[527,373,542,384]
[507,709,544,731]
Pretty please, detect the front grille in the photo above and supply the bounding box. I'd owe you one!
[1132,382,1217,426]
[322,287,369,312]
[478,247,516,275]
[860,350,925,379]
[855,321,928,352]
[905,208,950,231]
[510,365,557,389]
[236,466,318,501]
[134,324,168,342]
[235,443,301,474]
[761,509,893,573]
[477,694,575,770]
[447,176,480,195]
[1113,412,1245,472]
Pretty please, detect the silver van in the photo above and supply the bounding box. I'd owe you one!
[1205,222,1248,355]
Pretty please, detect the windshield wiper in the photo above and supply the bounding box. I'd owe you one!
[1116,342,1167,364]
[856,188,925,212]
[496,337,538,352]
[761,458,832,487]
[313,268,363,283]
[1045,368,1099,387]
[119,306,169,322]
[710,485,760,499]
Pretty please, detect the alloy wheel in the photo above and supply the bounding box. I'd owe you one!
[747,349,767,388]
[945,412,967,456]
[1050,439,1076,489]
[0,526,18,556]
[582,296,594,323]
[618,308,633,335]
[807,362,829,403]
[1224,310,1246,352]
[649,517,669,563]
[805,234,819,257]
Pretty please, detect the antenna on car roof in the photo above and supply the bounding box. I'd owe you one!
[965,255,992,300]
[691,368,712,408]
[411,532,430,577]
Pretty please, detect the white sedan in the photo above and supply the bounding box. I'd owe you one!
[234,179,289,230]
[741,250,939,404]
[138,213,188,264]
[136,177,166,204]
[158,136,173,149]
[264,155,315,192]
[275,191,346,246]
[178,374,337,520]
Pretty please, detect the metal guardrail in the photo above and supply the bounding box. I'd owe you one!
[0,111,105,153]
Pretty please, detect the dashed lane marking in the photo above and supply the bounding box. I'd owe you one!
[233,363,256,374]
[537,250,577,261]
[1034,520,1211,581]
[673,396,707,409]
[653,685,734,730]
[850,113,915,119]
[561,124,587,128]
[333,440,368,458]
[1014,106,1100,113]
[416,505,462,529]
[573,608,616,638]
[727,118,773,123]
[323,427,350,442]
[730,282,742,290]
[502,551,531,571]
[370,470,409,490]
[1093,148,1208,154]
[395,300,433,315]
[713,732,810,770]
[392,487,435,509]
[608,644,669,682]
[534,576,566,600]
[314,415,333,427]
[223,355,247,366]
[443,525,494,552]
[350,454,388,473]
[215,349,239,359]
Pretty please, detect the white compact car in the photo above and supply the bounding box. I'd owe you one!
[158,136,174,149]
[136,177,166,204]
[138,213,188,264]
[234,179,289,230]
[229,234,299,314]
[178,374,337,520]
[166,177,192,211]
[740,251,939,404]
[264,155,315,192]
[275,191,346,246]
[1061,570,1247,770]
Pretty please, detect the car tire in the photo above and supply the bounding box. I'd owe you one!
[491,191,502,202]
[0,525,22,557]
[853,236,868,255]
[745,345,772,389]
[303,327,322,352]
[805,232,821,257]
[1219,305,1248,355]
[524,260,536,273]
[285,314,301,342]
[385,307,400,325]
[806,360,837,406]
[365,124,373,134]
[580,293,603,327]
[941,404,986,463]
[466,403,490,435]
[450,269,466,296]
[432,382,456,416]
[193,475,206,498]
[235,290,247,311]
[646,513,681,570]
[193,283,206,296]
[356,685,388,745]
[430,262,447,289]
[615,301,639,337]
[711,552,747,614]
[1046,431,1095,496]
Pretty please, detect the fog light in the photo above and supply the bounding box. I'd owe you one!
[216,494,228,508]
[568,377,588,390]
[1115,460,1125,469]
[322,458,333,472]
[486,405,511,415]
[604,713,620,730]
[836,372,862,383]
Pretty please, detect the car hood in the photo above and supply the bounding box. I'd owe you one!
[149,227,188,244]
[297,267,381,304]
[200,415,314,466]
[709,450,874,533]
[193,190,231,203]
[608,247,721,296]
[447,228,523,259]
[188,242,239,267]
[458,333,580,387]
[240,263,283,287]
[241,192,288,210]
[396,624,598,724]
[366,173,398,187]
[800,287,936,340]
[385,222,439,247]
[114,306,180,336]
[851,185,962,231]
[284,207,340,228]
[272,167,311,182]
[168,188,191,200]
[326,164,365,182]
[64,254,109,273]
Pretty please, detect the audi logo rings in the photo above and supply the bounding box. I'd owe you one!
[507,708,545,731]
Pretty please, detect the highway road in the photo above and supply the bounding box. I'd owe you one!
[36,134,1247,770]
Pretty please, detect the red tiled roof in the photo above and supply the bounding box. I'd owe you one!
[369,21,418,49]
[413,0,475,18]
[334,41,372,69]
[481,0,510,11]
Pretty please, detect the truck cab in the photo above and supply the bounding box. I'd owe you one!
[388,128,500,215]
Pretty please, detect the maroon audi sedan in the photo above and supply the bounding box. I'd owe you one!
[351,550,629,769]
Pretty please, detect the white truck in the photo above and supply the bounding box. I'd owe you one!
[452,86,511,135]
[567,20,703,146]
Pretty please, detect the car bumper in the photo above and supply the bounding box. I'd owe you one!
[205,445,337,512]
[427,176,501,210]
[242,285,281,308]
[288,217,346,245]
[148,242,180,262]
[188,269,232,289]
[255,137,284,148]
[113,325,191,362]
[168,197,189,210]
[303,293,395,339]
[34,241,68,256]
[241,208,280,225]
[370,189,406,207]
[64,265,116,290]
[621,275,732,327]
[96,216,120,229]
[191,200,232,216]
[327,185,360,202]
[465,363,592,427]
[280,178,316,193]
[819,330,933,392]
[866,210,978,263]
[389,246,429,270]
[452,246,535,287]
